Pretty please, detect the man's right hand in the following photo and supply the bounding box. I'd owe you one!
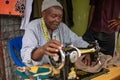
[42,40,63,56]
[31,40,63,61]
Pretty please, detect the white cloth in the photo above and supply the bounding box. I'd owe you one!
[20,0,33,30]
[41,0,63,12]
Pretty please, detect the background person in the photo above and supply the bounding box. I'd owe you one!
[82,0,120,66]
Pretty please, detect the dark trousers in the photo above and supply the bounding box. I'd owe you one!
[83,29,115,56]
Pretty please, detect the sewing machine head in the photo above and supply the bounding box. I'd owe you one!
[49,41,100,70]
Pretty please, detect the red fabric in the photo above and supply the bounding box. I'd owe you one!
[0,0,20,16]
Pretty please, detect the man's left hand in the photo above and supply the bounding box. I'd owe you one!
[108,19,120,31]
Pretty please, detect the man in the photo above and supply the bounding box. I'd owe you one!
[82,0,120,65]
[21,0,89,67]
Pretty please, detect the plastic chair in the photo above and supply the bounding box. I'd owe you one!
[8,36,51,80]
[8,36,25,67]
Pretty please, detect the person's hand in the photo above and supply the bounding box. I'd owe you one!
[108,19,120,31]
[42,40,63,56]
[82,54,91,66]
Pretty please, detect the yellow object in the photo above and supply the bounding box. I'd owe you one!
[17,64,60,78]
[52,68,60,75]
[41,18,49,41]
[79,48,96,54]
[29,64,52,73]
[29,66,39,73]
[24,79,30,80]
[68,67,77,79]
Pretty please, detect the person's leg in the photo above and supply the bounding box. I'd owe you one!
[82,29,96,43]
[96,32,116,56]
[82,30,99,65]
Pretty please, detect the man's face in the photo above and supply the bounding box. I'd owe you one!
[42,6,63,31]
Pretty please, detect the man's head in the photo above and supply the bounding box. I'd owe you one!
[41,0,63,12]
[41,0,63,31]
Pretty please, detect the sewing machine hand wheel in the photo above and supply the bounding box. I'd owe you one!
[49,50,65,69]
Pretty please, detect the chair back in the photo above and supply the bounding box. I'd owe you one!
[8,36,25,67]
[8,36,51,80]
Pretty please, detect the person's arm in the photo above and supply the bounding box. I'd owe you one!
[31,40,63,61]
[21,20,63,66]
[87,5,95,29]
[60,23,89,48]
[82,1,96,66]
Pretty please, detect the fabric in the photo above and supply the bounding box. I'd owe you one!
[15,67,50,79]
[14,63,59,80]
[15,64,60,79]
[41,0,63,12]
[21,18,89,67]
[75,52,120,73]
[20,0,33,29]
[15,0,25,16]
[107,52,120,67]
[89,0,120,34]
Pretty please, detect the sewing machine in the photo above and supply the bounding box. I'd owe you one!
[49,41,100,80]
[15,41,100,80]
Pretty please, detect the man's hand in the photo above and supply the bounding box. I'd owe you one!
[31,40,63,61]
[82,54,91,66]
[42,40,63,56]
[108,19,120,31]
[82,54,99,66]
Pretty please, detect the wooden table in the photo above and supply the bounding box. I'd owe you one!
[92,67,120,80]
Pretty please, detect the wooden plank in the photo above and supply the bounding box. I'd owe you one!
[92,67,120,80]
[0,34,6,80]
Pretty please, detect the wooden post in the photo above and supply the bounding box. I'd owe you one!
[0,19,6,80]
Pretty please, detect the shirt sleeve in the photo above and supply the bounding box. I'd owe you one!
[60,23,89,48]
[21,21,49,67]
